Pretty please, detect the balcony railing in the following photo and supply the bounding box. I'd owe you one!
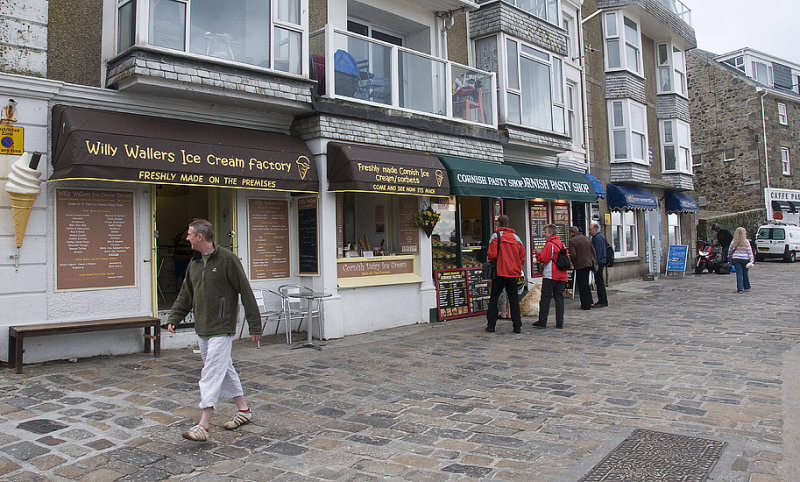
[310,26,497,127]
[657,0,692,25]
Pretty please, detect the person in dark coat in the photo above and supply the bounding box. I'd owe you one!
[485,215,526,334]
[712,223,733,262]
[589,223,608,307]
[568,226,596,310]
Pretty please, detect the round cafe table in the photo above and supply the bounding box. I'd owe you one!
[287,290,331,350]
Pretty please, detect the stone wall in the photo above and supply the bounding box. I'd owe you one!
[470,1,567,57]
[293,114,504,162]
[687,51,768,213]
[47,0,102,86]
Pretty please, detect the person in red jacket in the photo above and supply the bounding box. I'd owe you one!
[533,224,569,329]
[485,215,526,334]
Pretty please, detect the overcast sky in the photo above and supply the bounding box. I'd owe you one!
[687,0,800,65]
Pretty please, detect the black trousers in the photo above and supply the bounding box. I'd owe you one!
[594,265,607,305]
[538,278,565,327]
[576,267,593,309]
[486,276,521,330]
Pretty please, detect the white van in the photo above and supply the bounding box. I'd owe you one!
[755,224,800,262]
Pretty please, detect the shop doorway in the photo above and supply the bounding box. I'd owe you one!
[153,185,235,314]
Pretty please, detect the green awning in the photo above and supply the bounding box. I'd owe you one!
[437,156,596,202]
[509,163,596,202]
[436,156,530,199]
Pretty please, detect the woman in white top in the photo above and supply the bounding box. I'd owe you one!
[728,227,754,293]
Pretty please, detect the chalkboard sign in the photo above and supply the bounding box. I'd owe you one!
[434,267,490,320]
[665,245,689,276]
[297,196,319,275]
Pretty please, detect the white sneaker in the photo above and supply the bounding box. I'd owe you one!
[223,410,253,430]
[182,424,209,442]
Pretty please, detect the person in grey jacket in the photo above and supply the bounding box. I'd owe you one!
[167,219,262,442]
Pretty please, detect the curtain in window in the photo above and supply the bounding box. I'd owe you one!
[520,57,552,131]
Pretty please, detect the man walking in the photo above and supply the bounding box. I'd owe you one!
[568,226,596,310]
[167,219,262,442]
[485,215,526,334]
[533,224,568,329]
[589,223,608,308]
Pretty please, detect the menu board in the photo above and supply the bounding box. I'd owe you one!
[56,189,135,290]
[248,199,290,279]
[553,203,571,246]
[297,196,319,275]
[398,196,419,254]
[529,201,548,276]
[434,267,491,321]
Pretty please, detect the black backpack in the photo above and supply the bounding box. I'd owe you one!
[554,244,571,271]
[605,242,615,267]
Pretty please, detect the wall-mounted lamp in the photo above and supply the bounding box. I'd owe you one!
[1,99,17,123]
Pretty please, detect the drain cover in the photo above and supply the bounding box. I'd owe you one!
[580,429,726,481]
[17,419,68,435]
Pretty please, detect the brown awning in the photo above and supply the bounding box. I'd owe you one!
[50,105,318,192]
[327,142,449,196]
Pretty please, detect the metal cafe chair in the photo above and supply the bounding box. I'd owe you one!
[278,284,322,343]
[238,289,284,343]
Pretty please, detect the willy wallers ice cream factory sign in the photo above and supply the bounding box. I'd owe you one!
[83,139,312,190]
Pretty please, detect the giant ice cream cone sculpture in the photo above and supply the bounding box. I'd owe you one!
[5,152,42,248]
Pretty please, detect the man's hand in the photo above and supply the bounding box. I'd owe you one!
[250,334,262,344]
[167,323,176,334]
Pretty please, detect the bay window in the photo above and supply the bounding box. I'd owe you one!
[503,0,559,26]
[660,119,692,173]
[119,0,306,74]
[604,12,641,75]
[610,210,637,257]
[608,99,648,164]
[656,43,687,96]
[506,38,565,133]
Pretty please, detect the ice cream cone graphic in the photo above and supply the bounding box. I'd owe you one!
[435,169,444,188]
[296,156,311,180]
[5,152,42,248]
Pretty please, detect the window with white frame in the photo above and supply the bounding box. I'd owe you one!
[119,0,306,74]
[752,61,773,87]
[723,56,744,72]
[604,12,641,75]
[563,15,575,60]
[723,148,735,161]
[610,210,638,257]
[778,102,788,125]
[794,74,800,94]
[608,99,648,164]
[656,44,687,96]
[567,82,577,142]
[504,0,560,26]
[506,38,565,133]
[782,147,791,175]
[667,213,680,246]
[661,119,692,173]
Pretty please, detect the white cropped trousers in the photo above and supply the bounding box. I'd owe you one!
[196,335,244,409]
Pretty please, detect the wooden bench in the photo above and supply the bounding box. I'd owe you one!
[8,316,161,374]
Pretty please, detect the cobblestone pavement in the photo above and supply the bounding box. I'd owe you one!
[1,262,799,481]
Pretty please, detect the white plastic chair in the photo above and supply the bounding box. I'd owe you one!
[238,289,284,342]
[278,284,321,343]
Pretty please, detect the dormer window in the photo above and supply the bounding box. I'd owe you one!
[752,61,773,87]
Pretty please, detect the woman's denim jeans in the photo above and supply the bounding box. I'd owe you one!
[731,258,751,292]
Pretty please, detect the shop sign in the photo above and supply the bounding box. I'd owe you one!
[0,125,23,155]
[337,257,415,278]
